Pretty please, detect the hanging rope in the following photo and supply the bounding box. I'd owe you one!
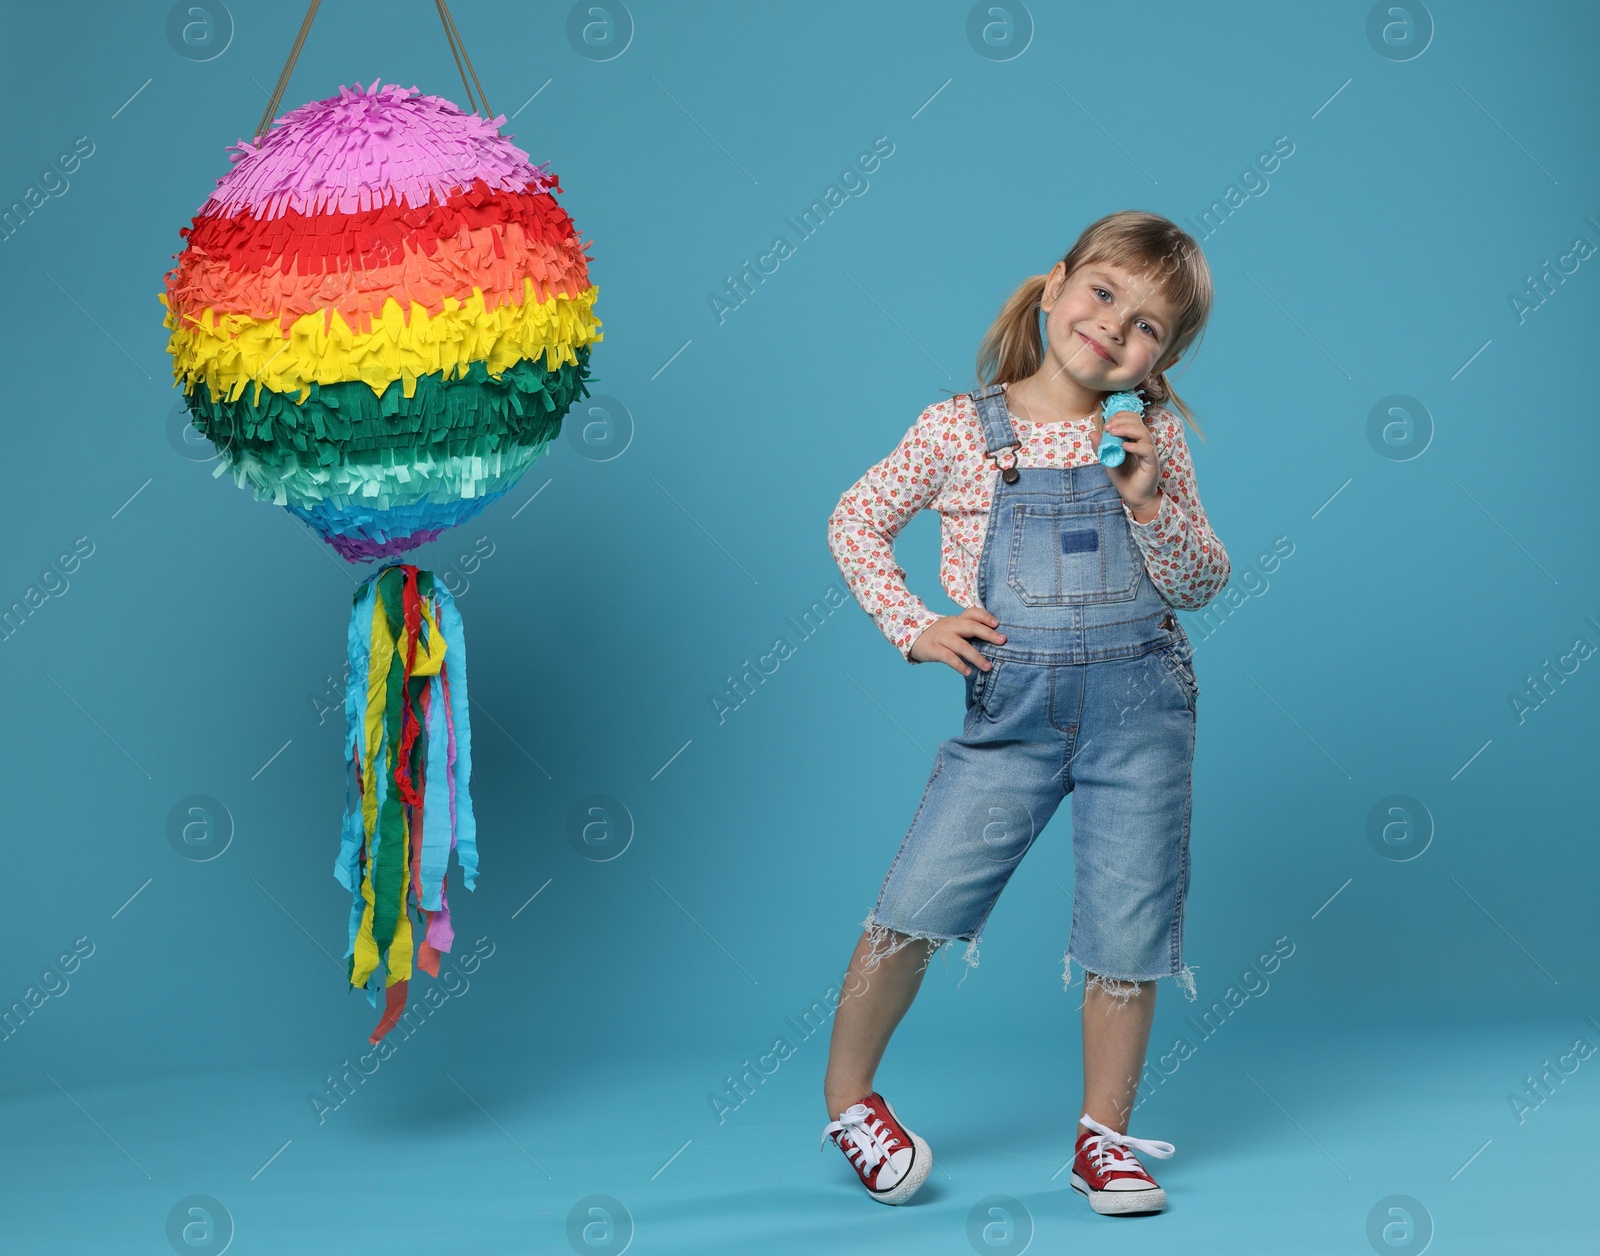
[254,0,321,142]
[251,0,491,144]
[435,0,492,118]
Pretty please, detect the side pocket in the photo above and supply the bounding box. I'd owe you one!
[966,659,989,715]
[1160,639,1199,704]
[974,659,1009,722]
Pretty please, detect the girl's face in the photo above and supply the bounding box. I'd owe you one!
[1038,259,1179,395]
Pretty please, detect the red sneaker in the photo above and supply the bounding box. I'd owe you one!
[819,1091,932,1204]
[1069,1114,1175,1215]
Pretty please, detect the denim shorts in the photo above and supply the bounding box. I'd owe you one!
[861,635,1198,999]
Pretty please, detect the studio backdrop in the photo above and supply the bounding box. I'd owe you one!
[1,3,1595,1254]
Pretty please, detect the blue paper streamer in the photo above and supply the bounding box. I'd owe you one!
[433,582,478,890]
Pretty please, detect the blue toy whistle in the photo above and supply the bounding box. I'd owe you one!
[1097,389,1145,468]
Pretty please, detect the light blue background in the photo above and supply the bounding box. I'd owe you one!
[1,1,1595,1253]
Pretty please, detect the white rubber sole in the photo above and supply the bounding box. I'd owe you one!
[1070,1171,1167,1215]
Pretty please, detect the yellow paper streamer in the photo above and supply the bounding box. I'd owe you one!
[160,279,602,405]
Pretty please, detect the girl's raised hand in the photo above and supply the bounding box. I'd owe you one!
[909,606,1007,675]
[1095,404,1162,520]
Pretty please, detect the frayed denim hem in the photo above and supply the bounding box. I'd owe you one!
[861,914,981,989]
[1063,953,1198,1008]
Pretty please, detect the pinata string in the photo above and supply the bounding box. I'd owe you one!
[254,0,491,142]
[434,0,491,117]
[255,0,321,142]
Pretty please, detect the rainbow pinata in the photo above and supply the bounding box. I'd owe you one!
[158,79,599,1043]
[160,77,600,562]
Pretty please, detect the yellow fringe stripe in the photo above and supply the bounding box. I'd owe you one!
[160,279,602,405]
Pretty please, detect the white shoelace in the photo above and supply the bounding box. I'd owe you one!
[1079,1113,1175,1176]
[820,1102,902,1172]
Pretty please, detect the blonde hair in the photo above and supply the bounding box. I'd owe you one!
[975,210,1214,440]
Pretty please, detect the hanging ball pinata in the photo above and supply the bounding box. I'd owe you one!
[160,77,599,560]
[159,77,599,1041]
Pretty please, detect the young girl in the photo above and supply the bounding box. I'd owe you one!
[819,211,1229,1216]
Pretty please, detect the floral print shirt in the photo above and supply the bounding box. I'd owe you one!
[827,384,1231,662]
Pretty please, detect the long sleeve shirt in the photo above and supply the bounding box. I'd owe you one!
[827,385,1231,662]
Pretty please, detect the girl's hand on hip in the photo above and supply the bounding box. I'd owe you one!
[1095,405,1162,521]
[910,607,1007,675]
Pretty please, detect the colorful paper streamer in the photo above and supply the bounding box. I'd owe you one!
[338,564,475,1043]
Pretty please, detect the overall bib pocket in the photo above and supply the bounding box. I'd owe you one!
[1006,501,1142,606]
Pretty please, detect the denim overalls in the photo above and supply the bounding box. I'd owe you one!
[862,383,1199,998]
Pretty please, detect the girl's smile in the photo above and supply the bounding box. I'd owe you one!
[1077,329,1116,363]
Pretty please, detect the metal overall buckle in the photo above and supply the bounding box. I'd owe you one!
[988,448,1020,484]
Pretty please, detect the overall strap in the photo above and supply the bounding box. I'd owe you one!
[970,383,1021,481]
[970,384,1018,456]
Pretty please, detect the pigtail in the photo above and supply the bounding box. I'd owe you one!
[975,274,1050,389]
[1143,370,1208,443]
